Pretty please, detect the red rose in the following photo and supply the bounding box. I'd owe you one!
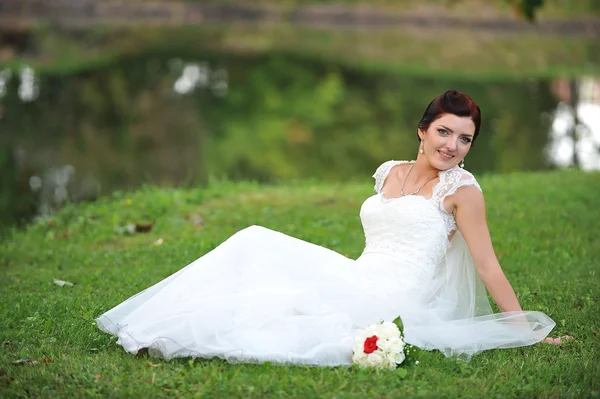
[363,335,379,354]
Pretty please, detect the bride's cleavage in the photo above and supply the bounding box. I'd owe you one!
[380,191,433,202]
[380,165,439,201]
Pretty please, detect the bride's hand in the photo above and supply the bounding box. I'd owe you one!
[543,335,573,345]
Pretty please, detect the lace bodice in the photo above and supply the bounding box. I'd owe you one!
[358,160,481,285]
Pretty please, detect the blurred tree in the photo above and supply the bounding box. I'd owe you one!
[509,0,544,21]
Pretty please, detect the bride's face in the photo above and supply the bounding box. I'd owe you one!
[418,113,476,170]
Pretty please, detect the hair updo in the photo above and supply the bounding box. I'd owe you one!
[417,90,481,145]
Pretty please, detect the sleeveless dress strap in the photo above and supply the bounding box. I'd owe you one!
[431,167,482,210]
[372,160,414,193]
[424,167,482,236]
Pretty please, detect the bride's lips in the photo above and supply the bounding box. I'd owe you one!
[438,150,455,160]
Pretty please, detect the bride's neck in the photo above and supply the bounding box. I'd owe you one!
[409,159,439,184]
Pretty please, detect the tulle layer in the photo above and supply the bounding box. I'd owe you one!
[97,225,555,365]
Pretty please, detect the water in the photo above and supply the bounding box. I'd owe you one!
[0,51,597,229]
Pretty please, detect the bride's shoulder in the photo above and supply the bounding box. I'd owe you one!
[372,160,414,177]
[439,166,482,195]
[372,160,414,193]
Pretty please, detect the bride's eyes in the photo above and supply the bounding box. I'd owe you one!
[438,128,472,144]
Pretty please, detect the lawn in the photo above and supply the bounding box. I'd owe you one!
[1,170,599,398]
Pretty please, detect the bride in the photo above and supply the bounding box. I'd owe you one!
[97,90,559,366]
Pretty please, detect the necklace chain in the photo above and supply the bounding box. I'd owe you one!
[399,164,438,196]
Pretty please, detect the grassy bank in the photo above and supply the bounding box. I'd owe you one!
[5,0,599,78]
[1,170,599,397]
[14,24,598,80]
[188,0,600,19]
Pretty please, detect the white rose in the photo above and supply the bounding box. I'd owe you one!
[365,324,379,335]
[388,337,405,353]
[352,351,368,365]
[382,355,397,369]
[353,348,367,361]
[377,322,400,339]
[376,338,391,351]
[393,351,406,365]
[366,352,384,368]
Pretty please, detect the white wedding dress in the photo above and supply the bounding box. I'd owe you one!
[97,161,555,366]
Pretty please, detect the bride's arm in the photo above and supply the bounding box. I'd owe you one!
[451,186,523,313]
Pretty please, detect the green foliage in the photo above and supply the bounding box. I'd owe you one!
[392,316,404,332]
[192,55,558,180]
[0,51,568,230]
[393,314,423,368]
[1,170,599,397]
[179,0,597,19]
[508,0,545,21]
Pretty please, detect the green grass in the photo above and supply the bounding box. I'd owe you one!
[1,170,599,397]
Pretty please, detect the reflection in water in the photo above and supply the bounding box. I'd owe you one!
[0,53,597,230]
[0,69,11,118]
[19,66,39,102]
[0,66,39,107]
[0,69,10,98]
[29,164,89,218]
[546,77,600,170]
[173,61,229,97]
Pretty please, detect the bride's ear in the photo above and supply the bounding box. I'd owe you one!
[417,128,426,141]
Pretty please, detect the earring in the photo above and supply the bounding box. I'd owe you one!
[419,142,424,154]
[460,159,465,168]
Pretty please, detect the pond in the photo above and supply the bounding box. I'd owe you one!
[1,50,598,231]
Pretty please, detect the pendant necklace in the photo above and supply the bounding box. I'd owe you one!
[399,164,438,196]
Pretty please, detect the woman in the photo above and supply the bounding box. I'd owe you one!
[97,90,560,366]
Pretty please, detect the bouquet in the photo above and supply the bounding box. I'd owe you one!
[352,316,420,370]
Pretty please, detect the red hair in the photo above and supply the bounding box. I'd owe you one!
[417,90,481,145]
